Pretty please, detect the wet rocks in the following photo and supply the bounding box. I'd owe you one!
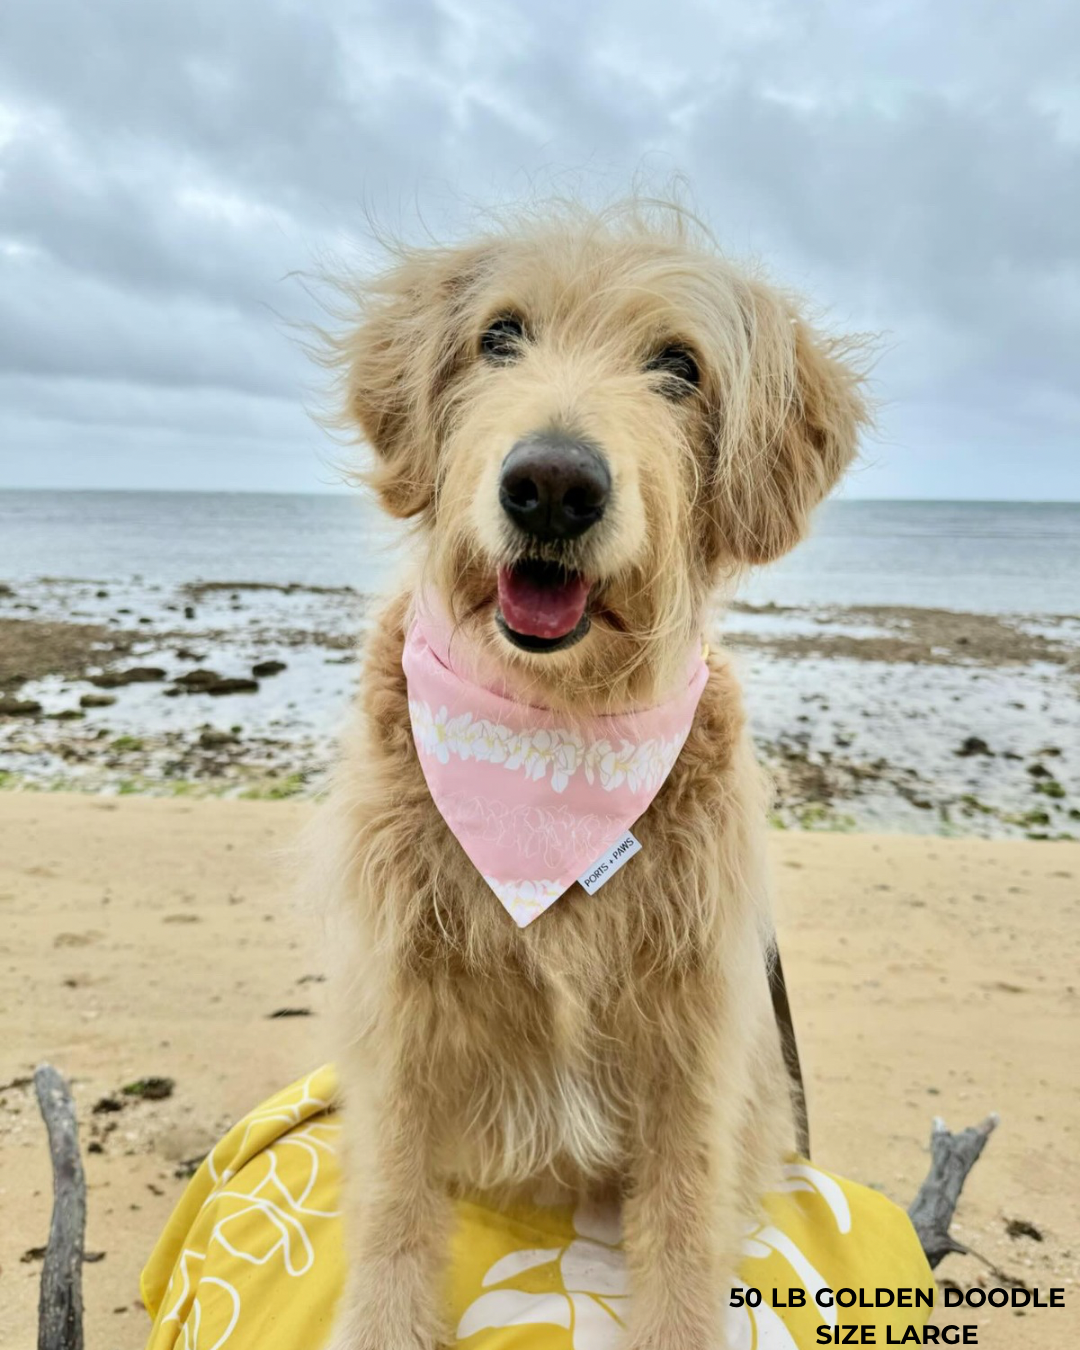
[956,736,993,757]
[90,666,167,688]
[173,669,221,691]
[198,728,238,748]
[206,677,259,696]
[80,692,117,708]
[251,660,286,678]
[0,696,42,716]
[172,669,258,696]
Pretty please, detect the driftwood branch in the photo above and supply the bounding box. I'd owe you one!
[34,1064,86,1350]
[908,1113,999,1268]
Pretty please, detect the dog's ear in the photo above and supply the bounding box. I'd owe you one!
[334,246,487,519]
[707,285,870,565]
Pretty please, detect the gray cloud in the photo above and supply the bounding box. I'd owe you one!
[1,0,1077,496]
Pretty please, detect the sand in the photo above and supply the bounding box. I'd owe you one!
[1,794,1077,1349]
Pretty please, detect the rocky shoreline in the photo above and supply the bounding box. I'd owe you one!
[1,577,1077,837]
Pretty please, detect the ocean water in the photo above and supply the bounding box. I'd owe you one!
[0,490,1077,614]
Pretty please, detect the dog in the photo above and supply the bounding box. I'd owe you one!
[314,201,869,1350]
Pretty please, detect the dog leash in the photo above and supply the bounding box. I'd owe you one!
[701,641,808,1158]
[767,941,811,1159]
[697,641,809,1157]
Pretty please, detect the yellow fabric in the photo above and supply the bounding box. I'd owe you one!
[142,1067,933,1349]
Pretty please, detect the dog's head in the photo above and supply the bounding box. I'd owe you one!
[329,206,870,709]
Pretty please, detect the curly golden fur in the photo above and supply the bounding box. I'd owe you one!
[313,200,870,1350]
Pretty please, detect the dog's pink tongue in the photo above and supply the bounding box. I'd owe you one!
[498,568,590,640]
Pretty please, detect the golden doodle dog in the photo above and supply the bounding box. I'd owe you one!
[315,201,869,1350]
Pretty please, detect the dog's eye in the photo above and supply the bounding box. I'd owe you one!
[480,314,527,363]
[646,344,700,396]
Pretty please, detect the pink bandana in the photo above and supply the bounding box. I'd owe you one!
[402,595,709,926]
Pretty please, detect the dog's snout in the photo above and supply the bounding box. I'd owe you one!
[499,435,610,541]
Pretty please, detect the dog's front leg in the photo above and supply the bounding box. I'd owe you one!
[621,986,740,1350]
[328,1038,451,1350]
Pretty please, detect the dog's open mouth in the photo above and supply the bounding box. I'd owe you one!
[496,560,591,652]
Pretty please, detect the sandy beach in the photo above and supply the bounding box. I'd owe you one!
[1,794,1076,1348]
[3,0,1079,1335]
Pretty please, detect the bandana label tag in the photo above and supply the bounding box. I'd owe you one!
[577,831,642,896]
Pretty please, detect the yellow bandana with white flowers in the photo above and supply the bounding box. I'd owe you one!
[141,1067,933,1349]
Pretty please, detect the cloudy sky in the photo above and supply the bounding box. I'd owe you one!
[1,0,1077,499]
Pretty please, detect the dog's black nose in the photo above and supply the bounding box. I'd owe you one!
[499,435,610,541]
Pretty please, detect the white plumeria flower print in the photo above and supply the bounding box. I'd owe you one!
[408,701,690,799]
[456,1198,628,1348]
[597,740,636,791]
[503,735,529,772]
[776,1163,852,1235]
[457,1159,859,1348]
[426,705,446,758]
[483,877,563,924]
[444,711,475,758]
[646,736,682,791]
[523,729,557,782]
[741,1226,836,1332]
[725,1161,854,1348]
[583,740,607,786]
[411,702,455,764]
[408,700,432,750]
[626,740,658,793]
[471,720,513,765]
[158,1081,341,1350]
[551,733,584,793]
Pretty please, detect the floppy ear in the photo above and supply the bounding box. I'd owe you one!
[332,246,487,519]
[708,285,870,565]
